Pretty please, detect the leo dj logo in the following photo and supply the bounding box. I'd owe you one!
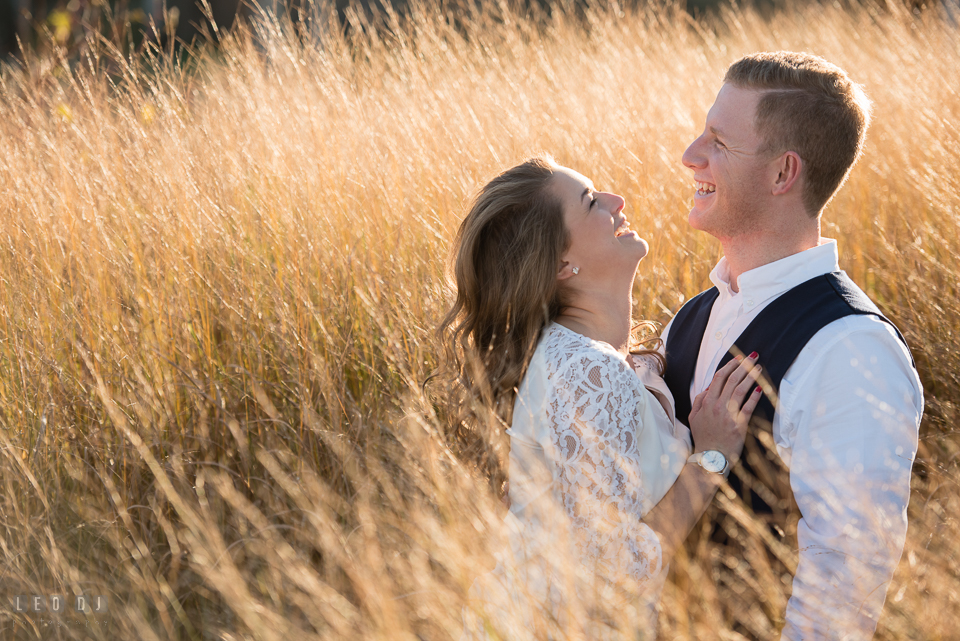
[11,595,108,613]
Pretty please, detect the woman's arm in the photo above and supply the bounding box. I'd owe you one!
[545,348,760,584]
[641,354,762,563]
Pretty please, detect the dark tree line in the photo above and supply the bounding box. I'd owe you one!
[2,0,955,61]
[1,0,245,57]
[0,0,419,57]
[0,0,730,59]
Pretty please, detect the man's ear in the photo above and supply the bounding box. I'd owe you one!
[772,151,802,196]
[557,260,575,282]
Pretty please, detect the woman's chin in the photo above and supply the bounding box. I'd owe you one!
[621,233,649,259]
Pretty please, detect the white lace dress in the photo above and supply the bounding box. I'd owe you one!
[461,322,692,640]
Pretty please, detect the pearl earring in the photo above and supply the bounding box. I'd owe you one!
[572,267,580,275]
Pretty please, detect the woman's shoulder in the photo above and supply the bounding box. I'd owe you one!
[538,323,633,382]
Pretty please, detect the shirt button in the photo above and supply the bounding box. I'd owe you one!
[745,299,754,306]
[714,331,722,340]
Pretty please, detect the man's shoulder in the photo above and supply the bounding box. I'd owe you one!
[680,285,721,310]
[804,312,907,350]
[661,286,720,345]
[776,312,923,442]
[823,271,883,315]
[786,313,921,393]
[773,272,912,368]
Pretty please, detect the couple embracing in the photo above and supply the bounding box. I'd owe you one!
[447,51,923,640]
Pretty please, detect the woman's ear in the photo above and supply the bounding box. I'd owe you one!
[772,151,802,196]
[557,260,576,281]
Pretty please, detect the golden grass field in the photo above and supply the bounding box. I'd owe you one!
[0,0,958,638]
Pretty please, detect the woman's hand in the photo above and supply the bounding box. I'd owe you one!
[688,353,763,463]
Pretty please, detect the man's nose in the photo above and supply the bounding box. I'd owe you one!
[682,135,705,170]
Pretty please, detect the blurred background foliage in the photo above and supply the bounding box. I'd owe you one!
[4,0,955,61]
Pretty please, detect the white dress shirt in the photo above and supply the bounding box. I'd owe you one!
[661,240,923,640]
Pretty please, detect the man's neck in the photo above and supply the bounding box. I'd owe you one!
[720,224,821,293]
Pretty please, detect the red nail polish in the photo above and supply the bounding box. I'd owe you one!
[755,386,762,393]
[749,351,759,359]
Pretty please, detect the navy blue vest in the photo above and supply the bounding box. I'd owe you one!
[663,271,912,518]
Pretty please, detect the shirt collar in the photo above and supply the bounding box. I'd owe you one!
[709,239,841,308]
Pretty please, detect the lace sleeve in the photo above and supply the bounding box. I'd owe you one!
[546,349,664,587]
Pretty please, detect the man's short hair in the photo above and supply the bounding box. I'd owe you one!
[724,51,871,216]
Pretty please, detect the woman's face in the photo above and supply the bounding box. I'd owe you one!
[551,167,649,283]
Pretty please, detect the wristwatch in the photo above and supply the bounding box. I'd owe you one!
[688,450,731,477]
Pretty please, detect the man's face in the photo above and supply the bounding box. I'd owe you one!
[681,84,774,239]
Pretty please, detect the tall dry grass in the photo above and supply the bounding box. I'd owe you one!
[0,0,958,638]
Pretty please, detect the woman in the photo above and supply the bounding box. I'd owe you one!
[443,157,762,639]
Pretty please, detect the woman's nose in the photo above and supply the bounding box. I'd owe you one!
[604,192,626,213]
[682,136,706,169]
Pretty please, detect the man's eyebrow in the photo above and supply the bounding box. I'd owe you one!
[709,126,725,137]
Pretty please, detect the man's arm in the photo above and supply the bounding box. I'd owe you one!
[778,317,922,640]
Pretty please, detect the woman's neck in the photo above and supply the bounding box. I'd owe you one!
[555,290,633,355]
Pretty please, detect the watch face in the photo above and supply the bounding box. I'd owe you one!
[701,450,727,473]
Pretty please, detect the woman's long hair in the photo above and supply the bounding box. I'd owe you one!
[438,156,666,435]
[439,156,567,430]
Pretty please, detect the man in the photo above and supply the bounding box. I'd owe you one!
[661,52,923,639]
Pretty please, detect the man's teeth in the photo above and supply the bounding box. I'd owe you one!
[615,220,630,236]
[696,181,716,194]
